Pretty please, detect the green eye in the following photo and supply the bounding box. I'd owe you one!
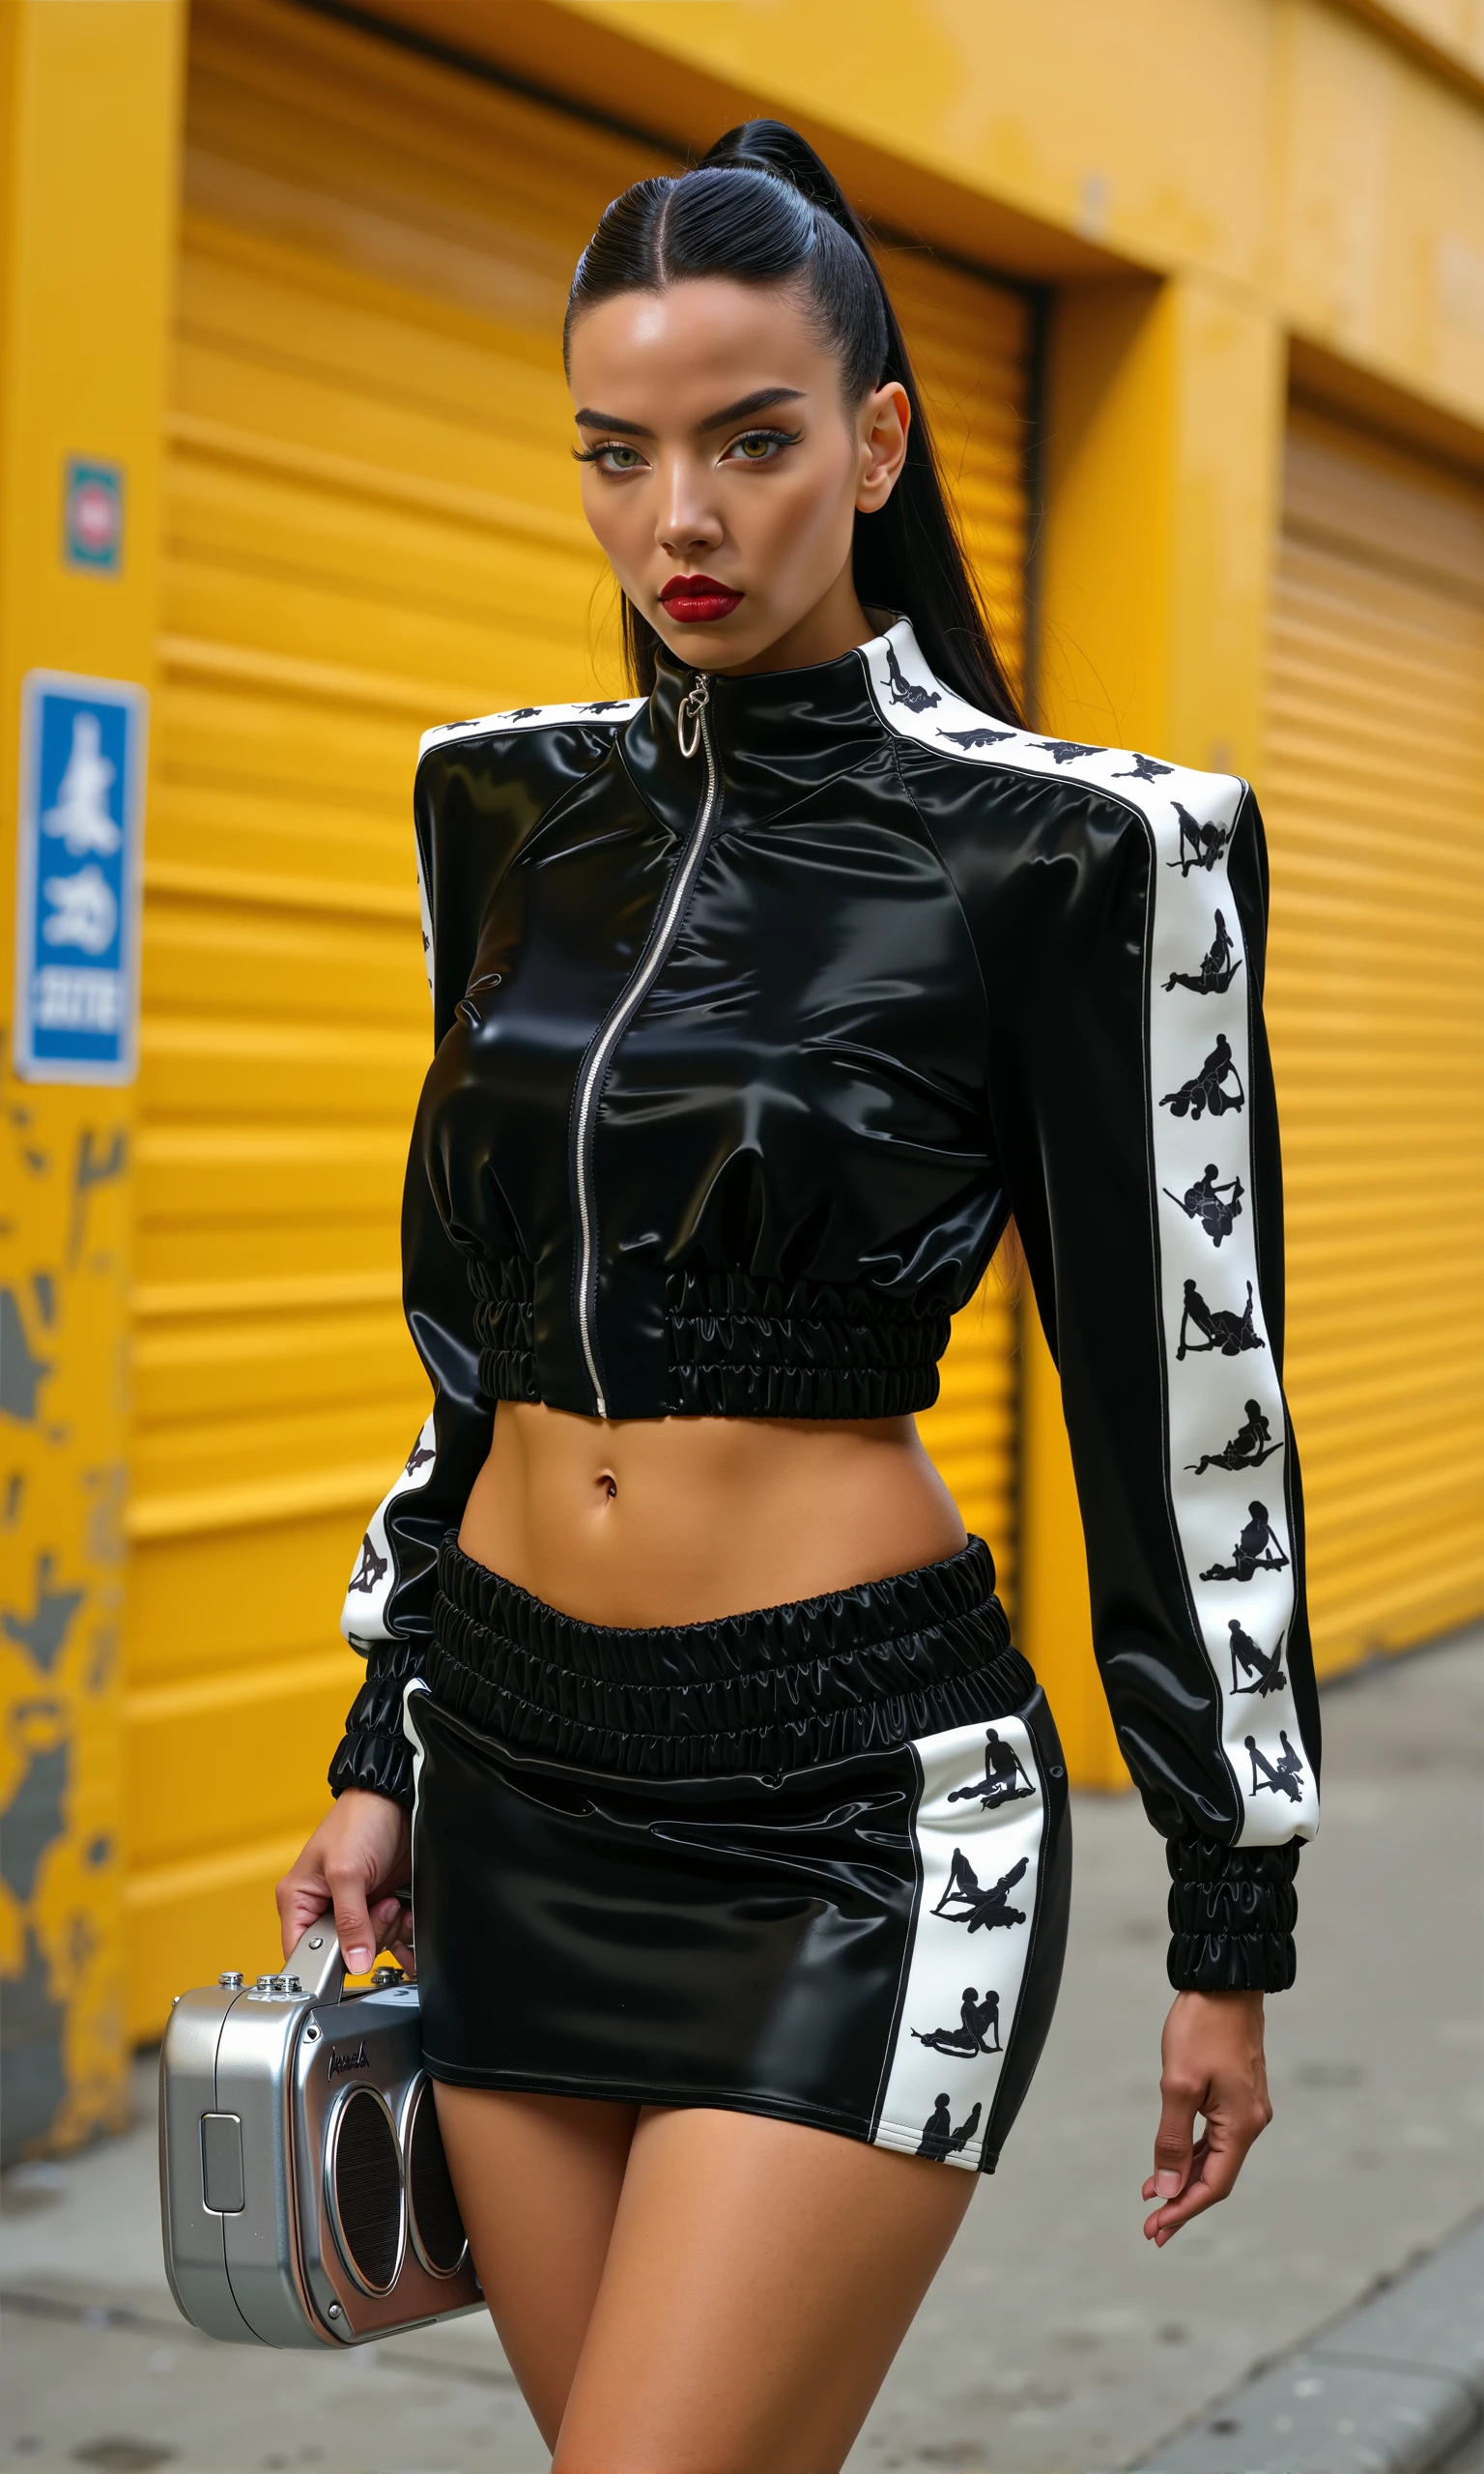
[723,427,801,465]
[573,439,647,472]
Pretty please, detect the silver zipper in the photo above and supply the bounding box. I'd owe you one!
[572,675,717,1417]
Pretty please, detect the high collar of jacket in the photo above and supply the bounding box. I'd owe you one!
[622,615,922,839]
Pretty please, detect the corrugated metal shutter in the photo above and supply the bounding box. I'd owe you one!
[1263,404,1484,1674]
[124,0,1031,2030]
[888,250,1030,1604]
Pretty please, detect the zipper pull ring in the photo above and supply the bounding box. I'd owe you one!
[676,676,710,761]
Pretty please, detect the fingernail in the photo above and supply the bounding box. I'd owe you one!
[348,1947,370,1971]
[1155,2170,1183,2198]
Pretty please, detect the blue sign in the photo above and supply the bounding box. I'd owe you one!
[14,671,148,1084]
[63,458,124,571]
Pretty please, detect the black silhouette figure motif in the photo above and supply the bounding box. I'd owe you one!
[1229,1620,1287,1697]
[883,641,940,713]
[940,725,1015,750]
[1200,1500,1289,1585]
[912,1986,1002,2057]
[582,699,630,712]
[946,1726,1034,1811]
[1169,802,1234,876]
[1163,1163,1244,1247]
[1246,1730,1305,1801]
[404,1438,436,1477]
[917,2095,984,2162]
[1033,737,1099,765]
[347,1532,389,1595]
[1163,906,1242,995]
[1114,752,1174,782]
[1176,1278,1264,1361]
[1187,1398,1282,1476]
[931,1851,1030,1934]
[1160,1032,1245,1122]
[500,706,541,721]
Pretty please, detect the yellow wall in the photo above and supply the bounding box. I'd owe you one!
[534,0,1484,438]
[1360,0,1484,87]
[1262,407,1484,1670]
[0,0,184,2156]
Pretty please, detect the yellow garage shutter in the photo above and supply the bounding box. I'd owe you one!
[125,0,1031,2030]
[884,248,1030,1605]
[1263,405,1484,1674]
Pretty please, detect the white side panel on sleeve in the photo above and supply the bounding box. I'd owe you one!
[339,1412,438,1652]
[1145,790,1317,1843]
[871,1716,1048,2172]
[861,619,1318,1848]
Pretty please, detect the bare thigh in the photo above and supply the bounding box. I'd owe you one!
[432,2083,639,2450]
[555,2106,979,2474]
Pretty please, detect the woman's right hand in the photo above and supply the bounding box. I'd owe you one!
[275,1790,414,1978]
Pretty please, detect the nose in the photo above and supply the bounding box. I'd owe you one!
[656,458,723,561]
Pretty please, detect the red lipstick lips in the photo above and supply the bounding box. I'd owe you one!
[659,574,744,624]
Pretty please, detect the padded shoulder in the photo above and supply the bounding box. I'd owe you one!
[418,695,643,762]
[414,695,642,1036]
[858,622,1249,866]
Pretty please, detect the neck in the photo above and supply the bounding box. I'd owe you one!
[715,561,876,678]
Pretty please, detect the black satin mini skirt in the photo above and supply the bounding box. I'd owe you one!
[403,1536,1071,2173]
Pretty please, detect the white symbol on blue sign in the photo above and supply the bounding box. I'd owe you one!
[43,861,119,955]
[44,713,123,855]
[14,671,148,1083]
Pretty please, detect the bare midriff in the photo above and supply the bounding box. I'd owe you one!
[457,1402,968,1627]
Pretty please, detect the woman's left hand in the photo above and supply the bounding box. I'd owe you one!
[1143,1988,1272,2245]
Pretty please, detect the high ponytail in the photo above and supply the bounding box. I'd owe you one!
[563,120,1023,725]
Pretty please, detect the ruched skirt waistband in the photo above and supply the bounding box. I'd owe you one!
[422,1533,1035,1780]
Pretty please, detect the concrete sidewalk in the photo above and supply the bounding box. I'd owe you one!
[2,1627,1480,2474]
[1130,2210,1484,2472]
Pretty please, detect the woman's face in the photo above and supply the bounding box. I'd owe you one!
[567,277,909,676]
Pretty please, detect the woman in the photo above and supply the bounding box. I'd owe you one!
[279,121,1319,2473]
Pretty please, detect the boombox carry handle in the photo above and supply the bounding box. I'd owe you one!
[286,1911,345,2004]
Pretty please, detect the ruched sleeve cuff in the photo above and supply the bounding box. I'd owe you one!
[1166,1834,1300,1993]
[328,1641,425,1808]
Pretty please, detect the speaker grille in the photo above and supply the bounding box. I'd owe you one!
[405,2077,468,2278]
[327,2086,403,2294]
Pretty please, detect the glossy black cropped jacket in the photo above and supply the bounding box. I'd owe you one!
[330,618,1320,1993]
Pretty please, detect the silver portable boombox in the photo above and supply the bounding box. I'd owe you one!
[158,1913,482,2346]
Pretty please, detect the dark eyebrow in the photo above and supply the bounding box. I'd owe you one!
[692,387,806,433]
[572,387,807,441]
[572,408,653,437]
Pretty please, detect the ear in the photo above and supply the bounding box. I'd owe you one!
[856,380,910,512]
